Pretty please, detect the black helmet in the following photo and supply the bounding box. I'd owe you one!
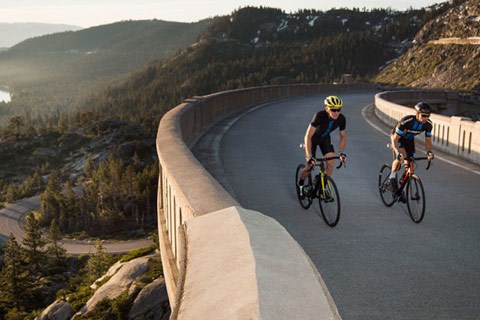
[414,102,432,114]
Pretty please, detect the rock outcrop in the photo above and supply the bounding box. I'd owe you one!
[129,277,170,320]
[38,253,169,320]
[36,300,74,320]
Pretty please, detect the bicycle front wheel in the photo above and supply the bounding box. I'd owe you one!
[318,175,340,227]
[295,164,313,209]
[406,174,426,223]
[378,164,395,207]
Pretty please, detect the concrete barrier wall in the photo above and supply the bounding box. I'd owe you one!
[375,90,480,165]
[156,83,374,319]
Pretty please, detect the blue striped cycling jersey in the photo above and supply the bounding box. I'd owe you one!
[310,110,346,140]
[395,115,432,140]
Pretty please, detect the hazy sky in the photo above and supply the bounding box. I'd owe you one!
[1,0,445,28]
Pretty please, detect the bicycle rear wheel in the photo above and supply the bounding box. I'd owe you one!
[378,164,395,207]
[406,174,426,223]
[318,175,340,227]
[295,164,313,209]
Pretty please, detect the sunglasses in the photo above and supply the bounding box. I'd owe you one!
[420,114,430,118]
[329,109,341,113]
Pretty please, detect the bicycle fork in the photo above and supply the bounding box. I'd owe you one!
[318,174,334,202]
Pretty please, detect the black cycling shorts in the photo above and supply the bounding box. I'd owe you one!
[311,136,335,157]
[398,138,416,157]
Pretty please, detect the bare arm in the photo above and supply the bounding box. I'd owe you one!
[338,130,346,153]
[391,133,402,155]
[425,136,434,160]
[425,136,433,153]
[304,125,316,159]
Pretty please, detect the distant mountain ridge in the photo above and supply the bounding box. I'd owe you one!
[6,19,210,56]
[0,19,211,88]
[0,22,82,48]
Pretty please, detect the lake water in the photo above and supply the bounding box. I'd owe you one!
[0,90,11,103]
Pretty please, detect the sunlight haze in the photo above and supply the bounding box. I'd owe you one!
[1,0,445,28]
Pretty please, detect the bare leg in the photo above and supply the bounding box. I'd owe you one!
[324,152,336,176]
[391,148,407,174]
[300,162,313,181]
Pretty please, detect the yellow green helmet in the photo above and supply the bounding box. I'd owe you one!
[324,95,343,109]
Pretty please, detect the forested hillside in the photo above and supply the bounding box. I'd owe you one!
[82,4,455,126]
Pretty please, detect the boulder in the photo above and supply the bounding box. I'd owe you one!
[36,299,74,320]
[128,277,169,320]
[78,255,154,315]
[91,260,126,290]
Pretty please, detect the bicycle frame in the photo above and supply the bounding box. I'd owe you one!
[395,157,430,198]
[311,156,343,198]
[296,153,345,227]
[379,146,432,223]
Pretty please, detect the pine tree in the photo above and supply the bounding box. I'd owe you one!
[22,212,47,271]
[7,116,25,140]
[0,234,31,309]
[45,170,62,195]
[46,219,66,261]
[62,181,77,232]
[86,240,111,283]
[31,168,43,192]
[40,170,63,227]
[5,183,17,203]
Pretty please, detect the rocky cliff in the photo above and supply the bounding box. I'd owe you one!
[375,0,480,90]
[36,254,170,320]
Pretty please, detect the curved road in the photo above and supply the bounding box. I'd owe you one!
[0,195,153,254]
[194,92,480,319]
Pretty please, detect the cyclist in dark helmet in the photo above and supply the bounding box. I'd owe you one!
[387,101,435,191]
[298,95,347,196]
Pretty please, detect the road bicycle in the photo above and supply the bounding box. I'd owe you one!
[295,153,345,227]
[378,145,432,223]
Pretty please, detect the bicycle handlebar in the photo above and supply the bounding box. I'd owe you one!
[404,156,432,170]
[313,156,346,169]
[387,143,432,170]
[300,144,346,169]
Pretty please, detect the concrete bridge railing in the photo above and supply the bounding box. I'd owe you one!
[375,90,480,165]
[156,83,374,319]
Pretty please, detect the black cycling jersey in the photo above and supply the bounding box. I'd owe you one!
[310,110,346,140]
[394,115,432,140]
[309,110,346,156]
[393,115,433,157]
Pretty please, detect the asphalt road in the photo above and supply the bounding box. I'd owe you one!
[193,92,480,320]
[0,194,153,254]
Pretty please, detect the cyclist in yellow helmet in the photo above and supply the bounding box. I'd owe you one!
[298,95,347,196]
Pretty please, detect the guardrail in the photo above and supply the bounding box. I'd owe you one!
[375,90,480,165]
[156,83,374,319]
